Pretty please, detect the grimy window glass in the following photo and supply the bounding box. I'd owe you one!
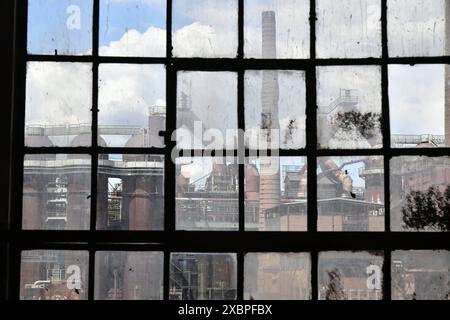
[27,0,93,55]
[316,0,382,58]
[6,0,450,303]
[98,64,166,148]
[25,62,93,147]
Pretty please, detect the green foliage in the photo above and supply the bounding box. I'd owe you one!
[334,111,381,139]
[402,185,450,231]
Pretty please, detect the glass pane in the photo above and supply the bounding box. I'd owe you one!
[95,251,163,300]
[389,64,448,147]
[244,252,311,300]
[176,157,238,231]
[169,253,237,300]
[176,71,238,149]
[172,0,238,58]
[245,70,306,149]
[245,157,307,231]
[390,156,450,231]
[318,251,383,300]
[27,0,92,55]
[22,154,91,230]
[317,66,382,149]
[20,250,88,300]
[97,154,164,230]
[25,62,92,147]
[317,156,385,232]
[316,0,382,58]
[244,0,310,59]
[388,0,447,57]
[99,0,166,57]
[98,64,166,148]
[392,250,450,300]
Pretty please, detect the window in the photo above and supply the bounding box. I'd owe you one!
[4,0,450,303]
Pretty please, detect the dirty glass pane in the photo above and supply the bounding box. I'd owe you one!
[245,157,307,231]
[317,156,385,232]
[95,251,163,300]
[244,252,311,300]
[169,253,237,300]
[172,0,238,58]
[176,71,238,150]
[244,0,310,59]
[389,64,448,147]
[99,0,166,57]
[317,66,382,149]
[318,251,383,300]
[20,250,89,300]
[25,62,92,147]
[392,250,450,300]
[387,0,447,57]
[22,154,91,230]
[390,156,450,231]
[97,154,164,230]
[316,0,382,58]
[27,0,92,55]
[176,157,238,231]
[245,70,306,149]
[98,64,166,148]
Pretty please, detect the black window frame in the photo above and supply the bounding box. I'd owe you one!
[2,0,450,301]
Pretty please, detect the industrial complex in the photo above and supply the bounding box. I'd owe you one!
[20,4,450,300]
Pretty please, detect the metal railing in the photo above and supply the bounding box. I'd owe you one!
[391,134,445,146]
[318,89,359,115]
[319,288,382,300]
[26,124,146,136]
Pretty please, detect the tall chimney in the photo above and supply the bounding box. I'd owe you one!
[445,2,450,146]
[259,11,280,231]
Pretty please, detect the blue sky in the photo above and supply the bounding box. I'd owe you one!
[99,0,166,44]
[27,0,93,54]
[27,0,168,54]
[26,0,446,149]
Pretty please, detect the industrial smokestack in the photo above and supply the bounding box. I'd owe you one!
[259,11,280,230]
[262,11,276,59]
[445,2,450,146]
[261,12,279,135]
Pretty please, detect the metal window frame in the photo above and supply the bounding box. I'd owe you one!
[3,0,450,301]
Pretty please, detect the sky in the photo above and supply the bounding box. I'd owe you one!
[25,1,447,153]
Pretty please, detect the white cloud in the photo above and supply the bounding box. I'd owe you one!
[99,26,166,57]
[173,22,237,57]
[25,62,92,128]
[98,63,165,123]
[27,0,446,151]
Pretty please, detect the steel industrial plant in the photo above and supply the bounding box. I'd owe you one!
[20,6,450,300]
